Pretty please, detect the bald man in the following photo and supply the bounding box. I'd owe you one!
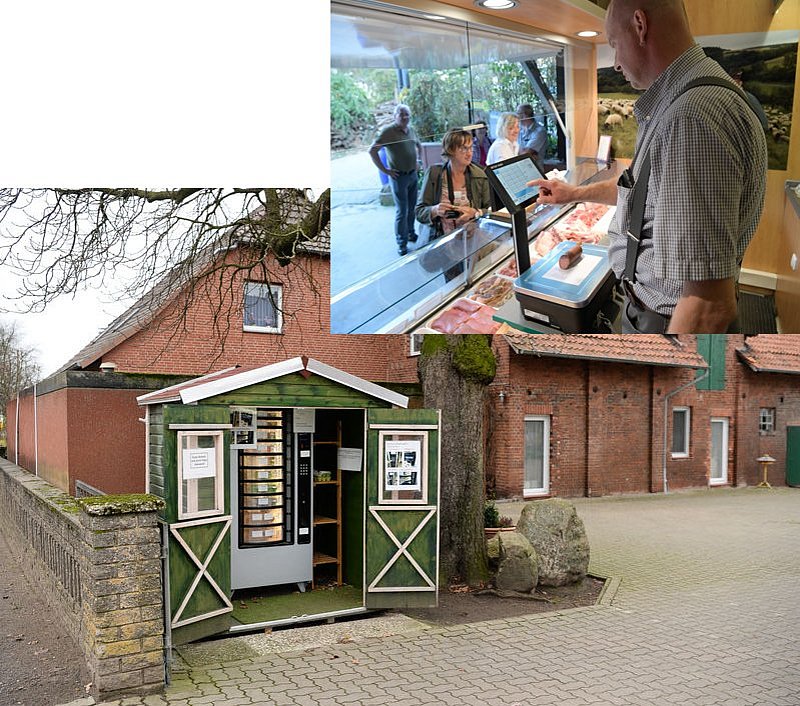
[530,0,767,333]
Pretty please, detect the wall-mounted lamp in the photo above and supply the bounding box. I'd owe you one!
[498,391,507,402]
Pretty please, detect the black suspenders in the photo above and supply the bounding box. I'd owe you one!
[622,76,756,286]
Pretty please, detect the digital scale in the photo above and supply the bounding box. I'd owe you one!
[484,153,614,333]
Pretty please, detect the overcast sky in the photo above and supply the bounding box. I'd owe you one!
[0,0,329,378]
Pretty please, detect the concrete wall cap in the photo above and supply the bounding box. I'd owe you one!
[79,494,166,516]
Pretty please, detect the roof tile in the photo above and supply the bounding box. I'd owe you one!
[736,335,800,374]
[503,333,707,368]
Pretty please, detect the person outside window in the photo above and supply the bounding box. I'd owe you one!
[485,113,519,166]
[517,103,548,172]
[368,104,423,256]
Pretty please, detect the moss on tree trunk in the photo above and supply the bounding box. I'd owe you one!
[419,334,496,586]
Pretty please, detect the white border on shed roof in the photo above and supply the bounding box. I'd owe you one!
[139,357,409,408]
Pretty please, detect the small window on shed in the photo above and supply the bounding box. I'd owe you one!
[243,282,282,333]
[759,408,775,434]
[178,431,225,519]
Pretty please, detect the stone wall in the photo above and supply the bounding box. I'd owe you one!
[0,457,166,698]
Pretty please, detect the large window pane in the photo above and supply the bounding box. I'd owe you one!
[524,416,549,493]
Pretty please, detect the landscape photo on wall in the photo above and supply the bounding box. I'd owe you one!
[596,30,798,169]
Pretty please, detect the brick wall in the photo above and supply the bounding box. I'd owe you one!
[735,367,800,486]
[486,336,795,499]
[0,458,166,698]
[102,253,418,385]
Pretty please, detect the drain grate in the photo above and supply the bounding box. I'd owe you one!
[739,292,778,334]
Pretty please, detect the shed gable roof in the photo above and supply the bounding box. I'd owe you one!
[736,335,800,374]
[504,333,707,368]
[137,356,408,408]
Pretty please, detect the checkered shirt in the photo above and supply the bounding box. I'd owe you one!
[608,45,768,315]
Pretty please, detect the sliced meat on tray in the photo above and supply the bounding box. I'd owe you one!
[430,298,501,334]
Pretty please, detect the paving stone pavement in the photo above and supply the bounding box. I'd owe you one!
[67,487,800,706]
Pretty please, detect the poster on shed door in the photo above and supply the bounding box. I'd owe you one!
[384,440,422,491]
[597,30,799,169]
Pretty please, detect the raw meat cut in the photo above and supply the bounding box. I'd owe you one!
[430,298,501,334]
[467,275,514,308]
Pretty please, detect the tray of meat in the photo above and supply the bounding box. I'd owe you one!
[497,259,518,278]
[466,275,514,309]
[430,298,501,334]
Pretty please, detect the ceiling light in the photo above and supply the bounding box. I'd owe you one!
[474,0,517,9]
[577,30,600,38]
[423,14,447,20]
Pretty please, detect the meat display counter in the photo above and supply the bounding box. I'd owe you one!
[330,160,623,335]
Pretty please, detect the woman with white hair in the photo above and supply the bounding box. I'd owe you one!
[485,112,519,165]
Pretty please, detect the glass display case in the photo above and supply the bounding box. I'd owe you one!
[237,410,293,546]
[331,160,619,334]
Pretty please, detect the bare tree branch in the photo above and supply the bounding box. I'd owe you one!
[0,187,330,370]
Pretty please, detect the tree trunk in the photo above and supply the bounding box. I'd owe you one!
[418,334,496,586]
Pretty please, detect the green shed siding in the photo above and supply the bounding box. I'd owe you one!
[696,335,726,390]
[148,404,166,507]
[160,404,232,524]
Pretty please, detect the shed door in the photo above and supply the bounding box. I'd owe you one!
[365,408,440,609]
[164,406,233,645]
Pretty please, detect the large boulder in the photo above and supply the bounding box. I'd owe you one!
[487,531,538,593]
[516,499,589,586]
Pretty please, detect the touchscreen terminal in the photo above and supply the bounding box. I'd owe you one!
[485,153,545,214]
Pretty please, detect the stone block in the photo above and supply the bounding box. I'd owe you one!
[116,528,157,546]
[96,638,142,658]
[517,499,590,587]
[120,649,164,671]
[120,589,163,610]
[118,619,164,642]
[87,530,119,549]
[494,531,539,593]
[141,636,164,652]
[94,608,143,629]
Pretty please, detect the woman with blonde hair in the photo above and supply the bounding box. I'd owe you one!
[485,112,520,165]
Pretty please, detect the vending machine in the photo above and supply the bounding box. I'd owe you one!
[230,408,314,590]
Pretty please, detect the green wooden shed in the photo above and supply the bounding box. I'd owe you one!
[138,356,440,645]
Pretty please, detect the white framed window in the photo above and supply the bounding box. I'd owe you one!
[523,415,550,497]
[178,430,225,520]
[759,408,775,434]
[409,334,424,357]
[243,282,282,333]
[710,418,729,486]
[672,407,691,458]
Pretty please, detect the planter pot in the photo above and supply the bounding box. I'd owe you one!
[484,526,516,539]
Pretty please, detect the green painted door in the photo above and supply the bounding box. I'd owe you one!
[787,425,800,487]
[365,407,440,609]
[163,405,233,645]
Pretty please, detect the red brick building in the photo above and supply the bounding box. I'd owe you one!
[486,334,800,498]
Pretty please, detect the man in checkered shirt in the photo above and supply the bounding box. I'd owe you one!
[529,0,768,333]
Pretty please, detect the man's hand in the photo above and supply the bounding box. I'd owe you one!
[528,178,579,205]
[668,278,737,333]
[528,176,618,206]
